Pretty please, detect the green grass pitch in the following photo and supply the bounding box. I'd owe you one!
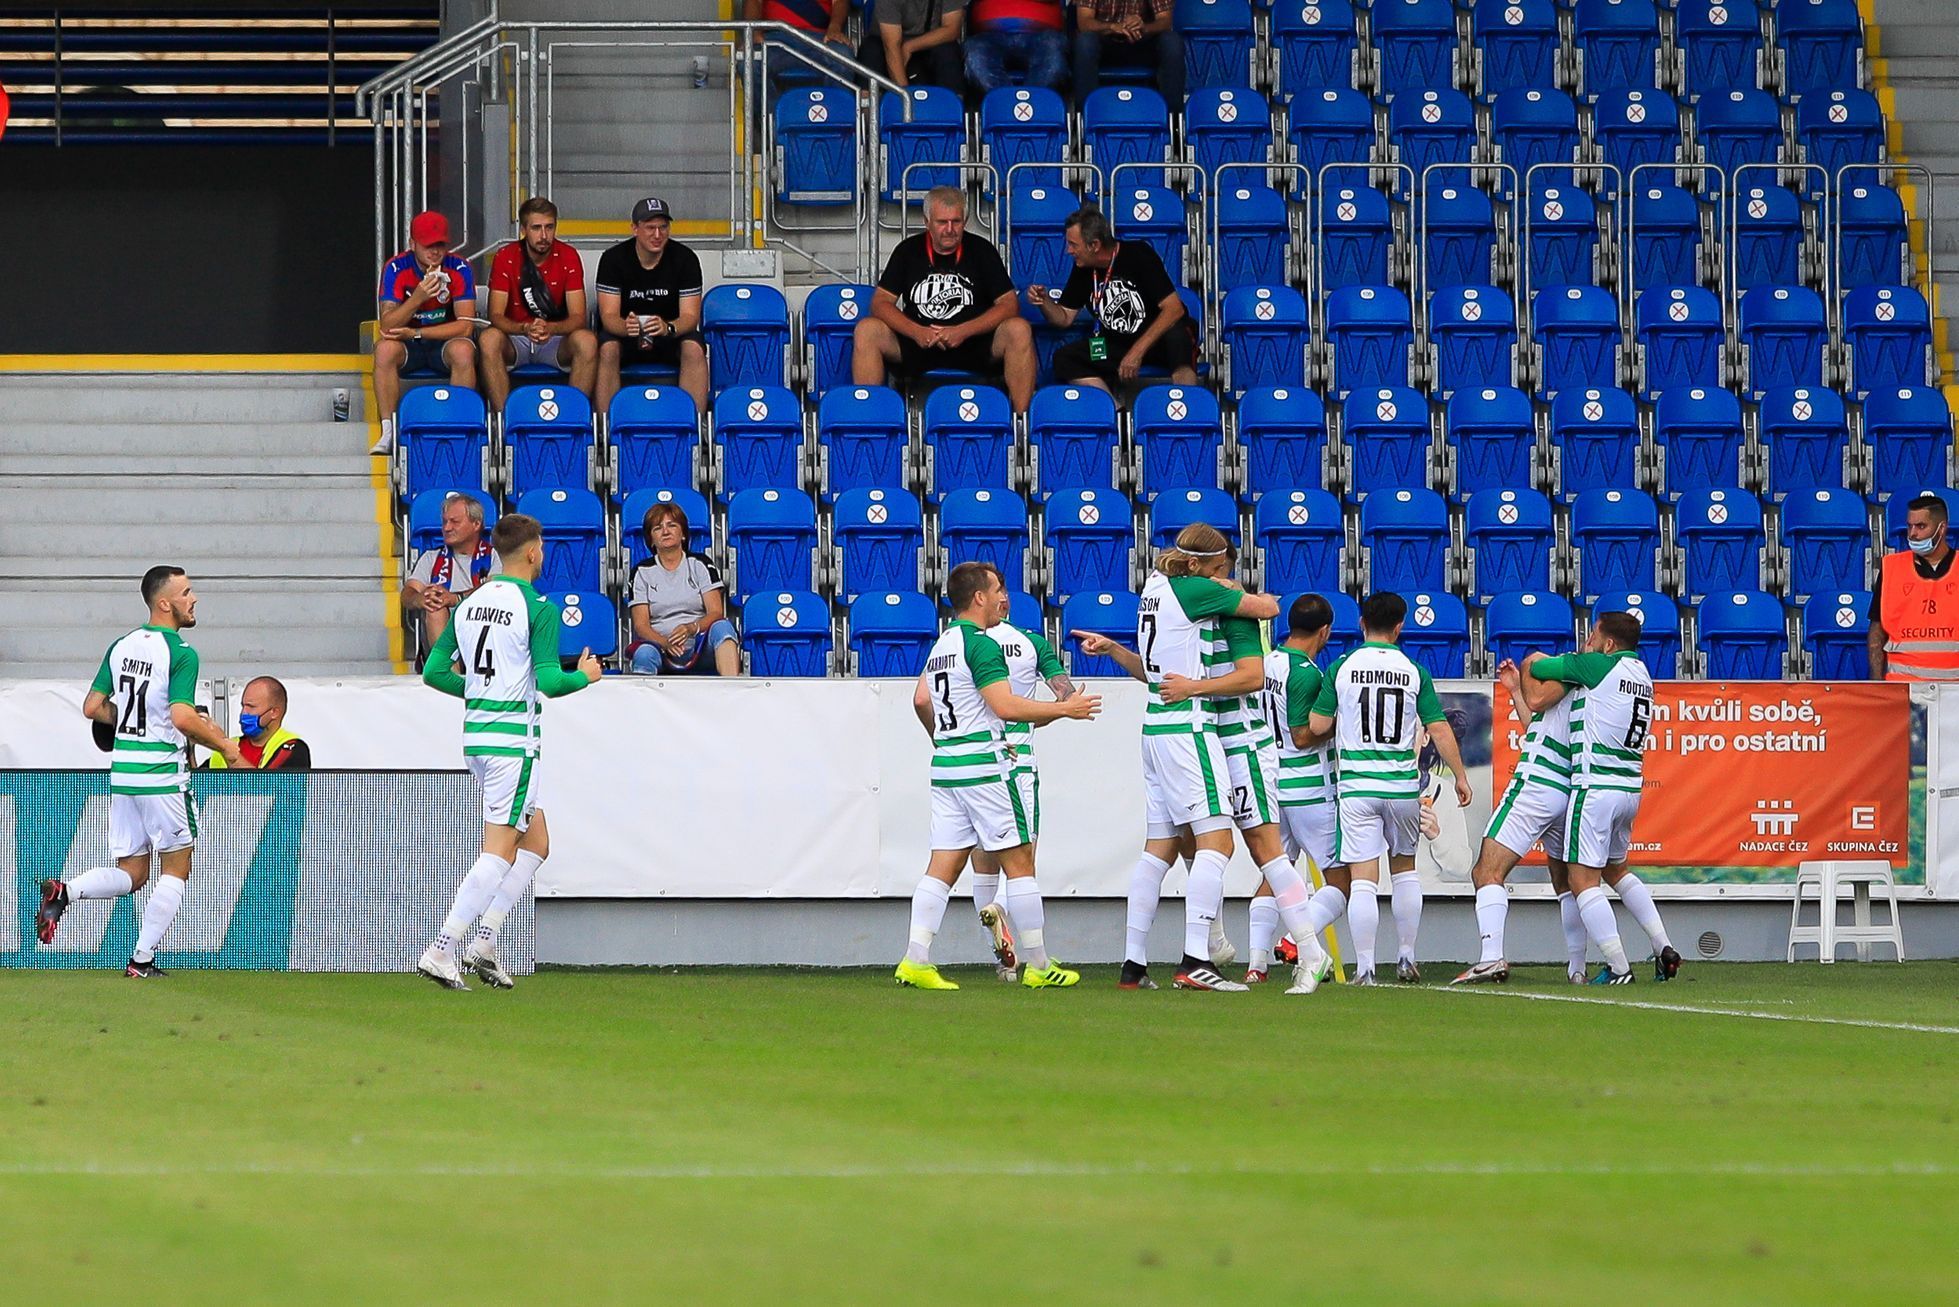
[4,963,1957,1305]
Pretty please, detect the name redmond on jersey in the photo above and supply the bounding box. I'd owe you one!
[1350,667,1413,687]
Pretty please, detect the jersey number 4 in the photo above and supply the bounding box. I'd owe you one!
[472,627,497,678]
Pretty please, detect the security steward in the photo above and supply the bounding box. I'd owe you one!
[205,676,312,770]
[1870,492,1959,681]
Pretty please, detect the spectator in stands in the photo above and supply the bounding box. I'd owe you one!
[480,197,598,412]
[870,0,967,95]
[964,0,1067,97]
[745,0,857,96]
[628,502,742,676]
[1024,204,1196,393]
[204,676,311,771]
[372,210,478,455]
[1870,492,1956,681]
[1071,0,1182,110]
[853,184,1037,411]
[402,491,499,651]
[596,197,708,414]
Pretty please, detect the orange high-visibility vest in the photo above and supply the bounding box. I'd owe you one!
[1879,550,1959,680]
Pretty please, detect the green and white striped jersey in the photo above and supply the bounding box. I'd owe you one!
[1205,615,1273,755]
[1138,571,1246,736]
[1265,647,1331,808]
[1507,683,1575,794]
[1538,649,1652,793]
[925,619,1013,789]
[423,574,593,757]
[90,625,198,796]
[985,621,1065,777]
[1312,641,1446,801]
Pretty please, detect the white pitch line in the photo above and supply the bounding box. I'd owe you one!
[1432,985,1959,1035]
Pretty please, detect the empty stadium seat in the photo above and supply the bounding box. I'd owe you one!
[1491,88,1580,195]
[702,284,790,395]
[815,385,908,504]
[1525,185,1601,290]
[1004,589,1045,634]
[1319,185,1395,293]
[609,385,700,501]
[1273,0,1360,99]
[407,488,499,557]
[1803,589,1874,678]
[1256,487,1345,594]
[1865,387,1955,498]
[1779,0,1864,101]
[1325,285,1414,396]
[1222,284,1310,396]
[1739,286,1828,396]
[1550,385,1641,501]
[1573,0,1661,99]
[1114,185,1190,283]
[1026,383,1121,499]
[1373,0,1458,100]
[1464,487,1555,603]
[1593,588,1683,676]
[1150,487,1240,549]
[1399,590,1472,677]
[744,589,831,676]
[726,487,819,599]
[1571,487,1661,601]
[940,487,1031,586]
[1626,184,1702,296]
[550,590,618,663]
[1532,285,1622,399]
[773,87,856,205]
[879,86,964,202]
[1636,286,1726,397]
[802,284,873,401]
[1446,385,1536,502]
[1003,184,1079,290]
[1697,589,1788,677]
[1215,183,1291,295]
[1343,385,1432,502]
[1473,0,1559,103]
[621,487,710,567]
[1286,87,1375,197]
[1135,384,1225,498]
[1046,487,1134,600]
[1731,185,1805,293]
[1593,89,1680,196]
[713,385,804,503]
[1185,86,1271,180]
[1360,486,1450,594]
[519,487,605,594]
[1839,184,1909,292]
[1236,386,1330,504]
[1429,286,1518,396]
[1180,0,1256,88]
[1845,286,1933,397]
[979,86,1067,193]
[1653,385,1747,500]
[1796,88,1885,201]
[1083,86,1172,187]
[1677,0,1764,99]
[504,384,593,500]
[1061,588,1142,677]
[1695,89,1781,194]
[1781,486,1872,599]
[1758,386,1852,499]
[1389,87,1476,198]
[1484,591,1576,669]
[1676,487,1766,601]
[921,384,1014,502]
[833,487,924,602]
[1422,185,1499,291]
[848,590,938,676]
[398,384,490,499]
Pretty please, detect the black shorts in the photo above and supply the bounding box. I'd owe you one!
[1052,321,1197,384]
[400,336,460,376]
[600,331,704,369]
[895,330,998,379]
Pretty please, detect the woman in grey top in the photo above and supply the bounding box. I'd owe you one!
[627,502,742,675]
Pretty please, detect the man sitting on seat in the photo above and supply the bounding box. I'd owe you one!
[480,196,598,411]
[964,0,1068,97]
[204,676,311,770]
[852,185,1036,411]
[1024,204,1196,394]
[402,491,500,653]
[372,210,478,455]
[596,197,708,414]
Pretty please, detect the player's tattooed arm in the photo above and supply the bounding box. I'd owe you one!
[1045,673,1078,702]
[979,681,1102,724]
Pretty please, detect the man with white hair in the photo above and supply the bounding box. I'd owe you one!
[402,491,501,652]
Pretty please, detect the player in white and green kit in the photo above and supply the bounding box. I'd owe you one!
[895,562,1100,991]
[38,566,252,976]
[1258,594,1339,976]
[417,513,601,990]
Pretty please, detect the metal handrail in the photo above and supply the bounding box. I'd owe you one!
[1519,159,1619,339]
[1312,158,1414,344]
[1730,161,1829,335]
[1625,160,1726,337]
[1414,160,1518,316]
[1209,161,1310,339]
[1833,162,1937,322]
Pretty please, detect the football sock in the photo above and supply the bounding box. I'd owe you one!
[1474,884,1508,964]
[477,849,543,944]
[1303,883,1347,936]
[1183,849,1229,961]
[1248,894,1279,973]
[905,876,951,965]
[970,870,1002,920]
[1575,886,1630,974]
[68,867,134,900]
[1258,858,1326,964]
[1557,891,1588,976]
[439,852,512,955]
[1002,876,1049,970]
[1348,880,1380,976]
[1611,873,1672,952]
[1208,912,1233,960]
[1390,870,1423,964]
[131,873,185,964]
[1125,852,1171,966]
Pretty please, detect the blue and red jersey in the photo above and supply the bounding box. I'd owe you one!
[762,0,834,29]
[378,251,476,327]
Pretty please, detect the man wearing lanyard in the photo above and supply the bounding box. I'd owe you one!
[1869,492,1959,680]
[402,491,502,654]
[1024,204,1197,394]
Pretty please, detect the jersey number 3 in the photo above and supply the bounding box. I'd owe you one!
[932,671,957,732]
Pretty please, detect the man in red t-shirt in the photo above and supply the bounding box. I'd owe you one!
[480,196,598,410]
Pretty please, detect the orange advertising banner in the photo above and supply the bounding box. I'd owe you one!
[1490,682,1912,868]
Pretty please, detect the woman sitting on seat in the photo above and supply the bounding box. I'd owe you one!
[627,502,741,676]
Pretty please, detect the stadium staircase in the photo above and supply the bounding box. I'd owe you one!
[1873,0,1959,387]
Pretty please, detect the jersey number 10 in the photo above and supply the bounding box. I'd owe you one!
[1357,685,1407,745]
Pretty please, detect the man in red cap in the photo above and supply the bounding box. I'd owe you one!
[373,210,479,455]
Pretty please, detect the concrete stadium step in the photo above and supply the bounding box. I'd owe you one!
[0,476,377,526]
[7,622,393,669]
[0,373,364,424]
[0,423,371,462]
[0,584,392,629]
[0,520,382,559]
[0,554,388,582]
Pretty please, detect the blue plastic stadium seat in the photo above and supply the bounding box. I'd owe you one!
[1594,588,1683,676]
[1532,285,1621,399]
[1422,185,1498,291]
[1697,590,1788,678]
[1636,286,1726,398]
[1675,486,1765,602]
[1004,589,1045,634]
[1150,487,1240,549]
[815,385,908,504]
[1573,0,1661,99]
[1627,184,1702,296]
[398,384,489,500]
[980,87,1067,194]
[1343,385,1432,503]
[1112,186,1189,284]
[1273,0,1359,99]
[1803,589,1874,678]
[702,284,789,395]
[1884,486,1958,548]
[1325,285,1414,397]
[744,589,832,676]
[1839,184,1909,292]
[1571,487,1661,601]
[1473,0,1559,103]
[1549,385,1640,501]
[1758,387,1852,499]
[833,487,924,602]
[1845,286,1933,398]
[1779,0,1863,101]
[1185,86,1271,180]
[774,87,857,205]
[550,591,618,663]
[1796,88,1885,201]
[1485,591,1576,669]
[1046,487,1134,600]
[1061,589,1142,677]
[505,384,593,500]
[1739,286,1827,397]
[802,284,874,401]
[1526,185,1600,290]
[1491,88,1580,195]
[1083,86,1172,188]
[940,487,1031,586]
[1400,590,1471,676]
[1286,88,1375,197]
[1865,387,1955,500]
[1652,385,1746,501]
[1236,386,1329,504]
[713,385,803,503]
[1319,185,1394,293]
[518,487,605,593]
[1222,284,1310,397]
[921,384,1014,502]
[726,487,819,600]
[1256,487,1345,594]
[1135,384,1225,498]
[1446,386,1535,503]
[1003,184,1080,290]
[1373,0,1458,101]
[1464,487,1555,603]
[1781,486,1872,600]
[1027,383,1121,499]
[609,385,700,502]
[1214,183,1290,295]
[879,86,965,202]
[1731,185,1804,293]
[1695,89,1780,194]
[1429,286,1517,396]
[621,487,710,567]
[849,590,939,676]
[1389,88,1476,199]
[407,488,500,557]
[1677,0,1764,99]
[1593,89,1679,196]
[1179,0,1256,89]
[1360,486,1449,595]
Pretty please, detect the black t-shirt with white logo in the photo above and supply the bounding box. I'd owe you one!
[596,238,705,329]
[876,233,1017,329]
[1057,240,1177,353]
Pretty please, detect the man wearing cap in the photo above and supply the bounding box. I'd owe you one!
[204,677,311,772]
[373,210,479,455]
[480,196,598,411]
[1870,492,1959,681]
[596,197,708,414]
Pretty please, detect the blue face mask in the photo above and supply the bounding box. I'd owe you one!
[238,713,264,737]
[1910,535,1939,557]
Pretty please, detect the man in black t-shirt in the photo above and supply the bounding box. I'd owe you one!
[596,196,708,413]
[853,185,1037,412]
[1025,204,1197,393]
